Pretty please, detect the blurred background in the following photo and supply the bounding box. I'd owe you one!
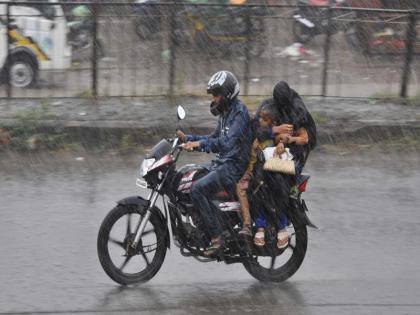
[1,1,420,314]
[0,0,419,98]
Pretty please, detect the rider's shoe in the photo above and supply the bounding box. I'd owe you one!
[238,225,252,237]
[203,233,226,257]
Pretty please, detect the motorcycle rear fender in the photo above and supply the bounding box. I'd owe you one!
[289,198,318,229]
[117,196,170,248]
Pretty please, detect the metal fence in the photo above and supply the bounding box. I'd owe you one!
[0,1,419,98]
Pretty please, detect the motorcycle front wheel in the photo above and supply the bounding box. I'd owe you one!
[243,217,308,282]
[97,205,167,285]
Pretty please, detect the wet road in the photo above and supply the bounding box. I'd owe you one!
[1,149,420,314]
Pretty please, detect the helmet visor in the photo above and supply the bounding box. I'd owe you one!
[207,86,223,97]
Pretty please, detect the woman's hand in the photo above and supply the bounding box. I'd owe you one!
[272,124,293,135]
[176,130,187,142]
[278,133,291,143]
[182,141,200,151]
[274,143,285,156]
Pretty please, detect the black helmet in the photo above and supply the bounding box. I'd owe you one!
[207,71,240,116]
[207,71,240,100]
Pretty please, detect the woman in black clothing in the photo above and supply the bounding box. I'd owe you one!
[271,81,317,169]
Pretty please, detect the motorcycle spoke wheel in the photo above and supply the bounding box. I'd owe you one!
[253,225,297,270]
[243,219,308,282]
[126,213,132,235]
[109,237,124,248]
[107,213,157,274]
[98,205,167,285]
[119,255,133,271]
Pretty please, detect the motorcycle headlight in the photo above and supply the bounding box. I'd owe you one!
[139,158,155,178]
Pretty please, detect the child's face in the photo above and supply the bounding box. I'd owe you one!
[259,111,273,128]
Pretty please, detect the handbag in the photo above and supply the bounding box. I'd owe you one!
[263,148,295,175]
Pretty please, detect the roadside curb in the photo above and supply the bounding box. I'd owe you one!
[1,97,419,148]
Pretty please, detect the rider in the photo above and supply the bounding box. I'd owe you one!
[177,71,253,257]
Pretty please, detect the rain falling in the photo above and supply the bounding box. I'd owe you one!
[1,0,420,314]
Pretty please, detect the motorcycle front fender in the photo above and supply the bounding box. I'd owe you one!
[117,196,171,248]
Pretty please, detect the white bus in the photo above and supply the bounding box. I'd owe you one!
[0,0,71,88]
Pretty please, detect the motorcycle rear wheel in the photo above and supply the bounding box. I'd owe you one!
[97,205,167,285]
[243,218,308,282]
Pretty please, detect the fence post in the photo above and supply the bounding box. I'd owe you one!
[168,2,177,97]
[400,12,417,98]
[321,2,333,97]
[91,0,98,99]
[243,10,251,96]
[6,3,11,98]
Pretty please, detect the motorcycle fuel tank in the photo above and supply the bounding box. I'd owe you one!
[171,164,209,202]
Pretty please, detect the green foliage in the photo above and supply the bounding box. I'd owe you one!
[12,101,55,137]
[3,102,78,152]
[77,89,94,99]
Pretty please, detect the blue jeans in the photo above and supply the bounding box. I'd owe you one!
[191,166,237,239]
[255,212,288,230]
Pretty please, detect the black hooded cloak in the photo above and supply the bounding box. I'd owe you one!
[272,81,317,166]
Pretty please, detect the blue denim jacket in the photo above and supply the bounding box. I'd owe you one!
[186,99,253,179]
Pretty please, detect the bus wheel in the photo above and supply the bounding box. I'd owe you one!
[8,55,37,88]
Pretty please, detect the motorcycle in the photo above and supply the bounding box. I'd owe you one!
[292,0,354,43]
[176,6,267,57]
[97,106,316,285]
[132,2,267,57]
[132,0,162,40]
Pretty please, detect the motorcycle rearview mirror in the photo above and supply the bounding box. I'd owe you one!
[177,105,186,121]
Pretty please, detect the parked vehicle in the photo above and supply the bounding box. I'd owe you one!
[132,1,267,57]
[132,0,162,40]
[293,0,420,54]
[0,1,71,88]
[97,106,317,285]
[345,0,420,55]
[67,5,104,61]
[176,6,267,57]
[292,0,353,43]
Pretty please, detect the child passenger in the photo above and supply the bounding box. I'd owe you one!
[237,101,310,249]
[236,102,287,246]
